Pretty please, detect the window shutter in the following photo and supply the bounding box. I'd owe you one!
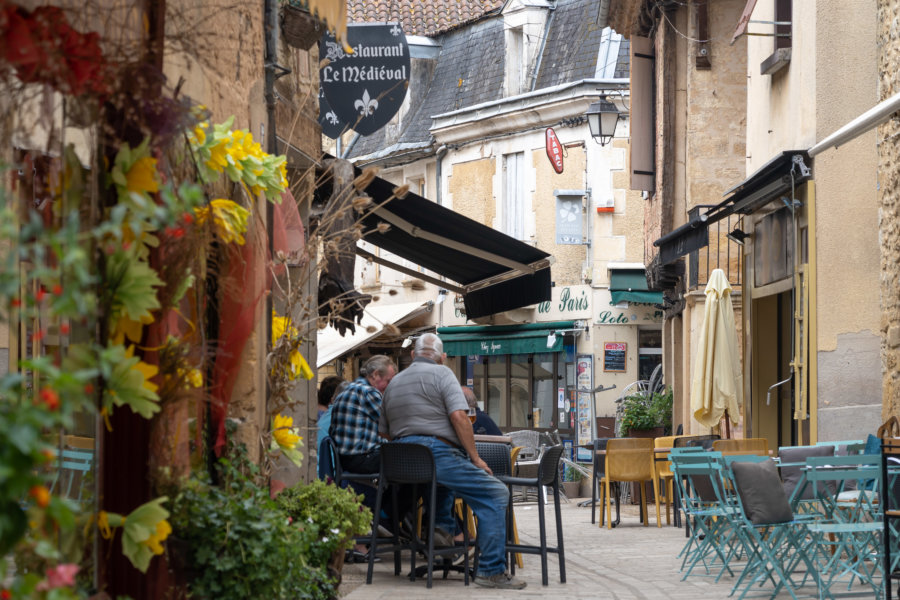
[630,36,655,192]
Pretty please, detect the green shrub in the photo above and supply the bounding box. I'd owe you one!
[274,479,372,569]
[167,449,333,600]
[620,386,673,436]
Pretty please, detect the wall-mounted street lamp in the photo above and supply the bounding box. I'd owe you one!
[726,227,751,245]
[586,99,621,146]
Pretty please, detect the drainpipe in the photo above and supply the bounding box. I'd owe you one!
[529,3,556,92]
[341,132,361,159]
[264,0,278,406]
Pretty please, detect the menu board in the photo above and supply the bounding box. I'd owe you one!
[603,342,627,372]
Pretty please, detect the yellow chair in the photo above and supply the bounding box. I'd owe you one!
[654,435,680,525]
[712,437,770,457]
[600,438,661,529]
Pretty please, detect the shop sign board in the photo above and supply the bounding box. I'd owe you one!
[555,192,583,245]
[575,354,594,460]
[545,128,564,173]
[595,307,663,325]
[319,23,410,136]
[537,285,591,319]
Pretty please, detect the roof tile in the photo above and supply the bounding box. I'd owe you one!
[347,0,504,37]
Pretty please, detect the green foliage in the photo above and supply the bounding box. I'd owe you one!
[620,387,674,436]
[274,479,372,567]
[563,465,585,482]
[167,448,334,600]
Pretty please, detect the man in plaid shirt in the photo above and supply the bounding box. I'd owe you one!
[328,354,397,474]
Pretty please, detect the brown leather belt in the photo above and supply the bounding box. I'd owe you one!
[433,435,462,450]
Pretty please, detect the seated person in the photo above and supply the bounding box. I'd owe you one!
[381,333,526,590]
[463,387,502,436]
[317,375,346,480]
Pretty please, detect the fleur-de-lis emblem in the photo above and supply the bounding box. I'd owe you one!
[325,111,340,125]
[354,89,378,116]
[324,40,345,62]
[390,23,402,36]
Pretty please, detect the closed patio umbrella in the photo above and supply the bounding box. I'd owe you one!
[690,269,742,430]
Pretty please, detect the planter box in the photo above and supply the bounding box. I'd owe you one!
[562,481,581,498]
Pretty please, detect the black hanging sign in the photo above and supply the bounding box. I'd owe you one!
[319,23,410,137]
[318,85,346,139]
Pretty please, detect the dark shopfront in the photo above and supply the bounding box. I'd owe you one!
[438,322,581,434]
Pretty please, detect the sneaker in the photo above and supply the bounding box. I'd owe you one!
[451,545,476,566]
[377,524,393,538]
[474,572,527,590]
[432,527,454,548]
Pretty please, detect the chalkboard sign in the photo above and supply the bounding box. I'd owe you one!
[603,342,627,372]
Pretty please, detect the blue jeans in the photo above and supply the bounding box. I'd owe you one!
[395,435,510,577]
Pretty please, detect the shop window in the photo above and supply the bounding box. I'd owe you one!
[638,328,662,381]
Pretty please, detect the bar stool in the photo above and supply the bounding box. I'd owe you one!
[497,444,567,586]
[366,442,469,588]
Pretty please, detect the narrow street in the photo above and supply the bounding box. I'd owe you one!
[341,499,753,599]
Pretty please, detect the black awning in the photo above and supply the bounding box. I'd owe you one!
[356,171,553,319]
[651,150,812,264]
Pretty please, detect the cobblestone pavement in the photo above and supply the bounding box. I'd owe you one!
[338,497,783,599]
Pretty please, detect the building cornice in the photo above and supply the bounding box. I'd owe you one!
[430,78,627,145]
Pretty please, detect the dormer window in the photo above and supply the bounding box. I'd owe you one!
[506,26,526,95]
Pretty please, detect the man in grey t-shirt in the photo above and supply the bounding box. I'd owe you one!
[380,333,525,590]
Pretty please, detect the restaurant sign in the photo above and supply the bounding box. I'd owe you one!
[319,23,410,136]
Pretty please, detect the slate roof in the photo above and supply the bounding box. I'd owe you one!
[348,0,630,162]
[347,0,504,37]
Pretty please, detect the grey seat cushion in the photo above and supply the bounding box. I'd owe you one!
[779,445,834,500]
[731,459,794,525]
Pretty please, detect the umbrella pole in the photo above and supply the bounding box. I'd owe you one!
[724,418,731,439]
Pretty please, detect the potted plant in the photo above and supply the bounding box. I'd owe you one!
[561,465,584,499]
[619,387,673,438]
[165,445,342,600]
[273,479,373,585]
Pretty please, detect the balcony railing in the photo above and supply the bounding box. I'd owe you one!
[688,212,743,291]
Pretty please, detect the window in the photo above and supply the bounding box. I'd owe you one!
[761,0,791,75]
[506,27,525,95]
[502,152,525,239]
[638,328,662,381]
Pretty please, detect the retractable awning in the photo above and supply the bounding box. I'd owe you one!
[653,150,812,264]
[437,321,576,356]
[609,268,662,305]
[356,171,553,319]
[316,301,433,367]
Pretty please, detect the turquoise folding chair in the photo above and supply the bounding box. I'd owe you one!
[50,448,94,503]
[723,455,820,600]
[669,449,739,582]
[802,454,884,599]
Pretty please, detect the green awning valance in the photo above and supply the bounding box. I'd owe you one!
[609,269,663,306]
[437,321,575,356]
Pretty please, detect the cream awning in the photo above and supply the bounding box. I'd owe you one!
[315,301,432,367]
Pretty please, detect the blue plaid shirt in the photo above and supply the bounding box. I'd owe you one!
[328,376,383,456]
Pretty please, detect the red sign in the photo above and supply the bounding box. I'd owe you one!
[545,128,564,174]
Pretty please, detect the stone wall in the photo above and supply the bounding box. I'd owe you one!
[447,157,496,225]
[878,0,900,417]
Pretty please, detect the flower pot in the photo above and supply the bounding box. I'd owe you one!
[282,5,320,50]
[626,427,665,439]
[562,480,581,498]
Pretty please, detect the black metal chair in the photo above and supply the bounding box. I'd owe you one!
[497,444,567,586]
[590,438,619,526]
[366,442,469,588]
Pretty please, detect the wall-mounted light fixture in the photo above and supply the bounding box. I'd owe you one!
[586,99,621,146]
[726,227,751,245]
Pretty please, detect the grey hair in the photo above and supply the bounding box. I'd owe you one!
[462,386,477,409]
[414,332,443,361]
[363,354,397,378]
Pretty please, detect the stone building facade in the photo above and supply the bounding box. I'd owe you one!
[878,0,900,418]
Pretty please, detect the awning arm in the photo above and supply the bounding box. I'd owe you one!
[464,257,555,294]
[356,247,466,294]
[373,207,537,275]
